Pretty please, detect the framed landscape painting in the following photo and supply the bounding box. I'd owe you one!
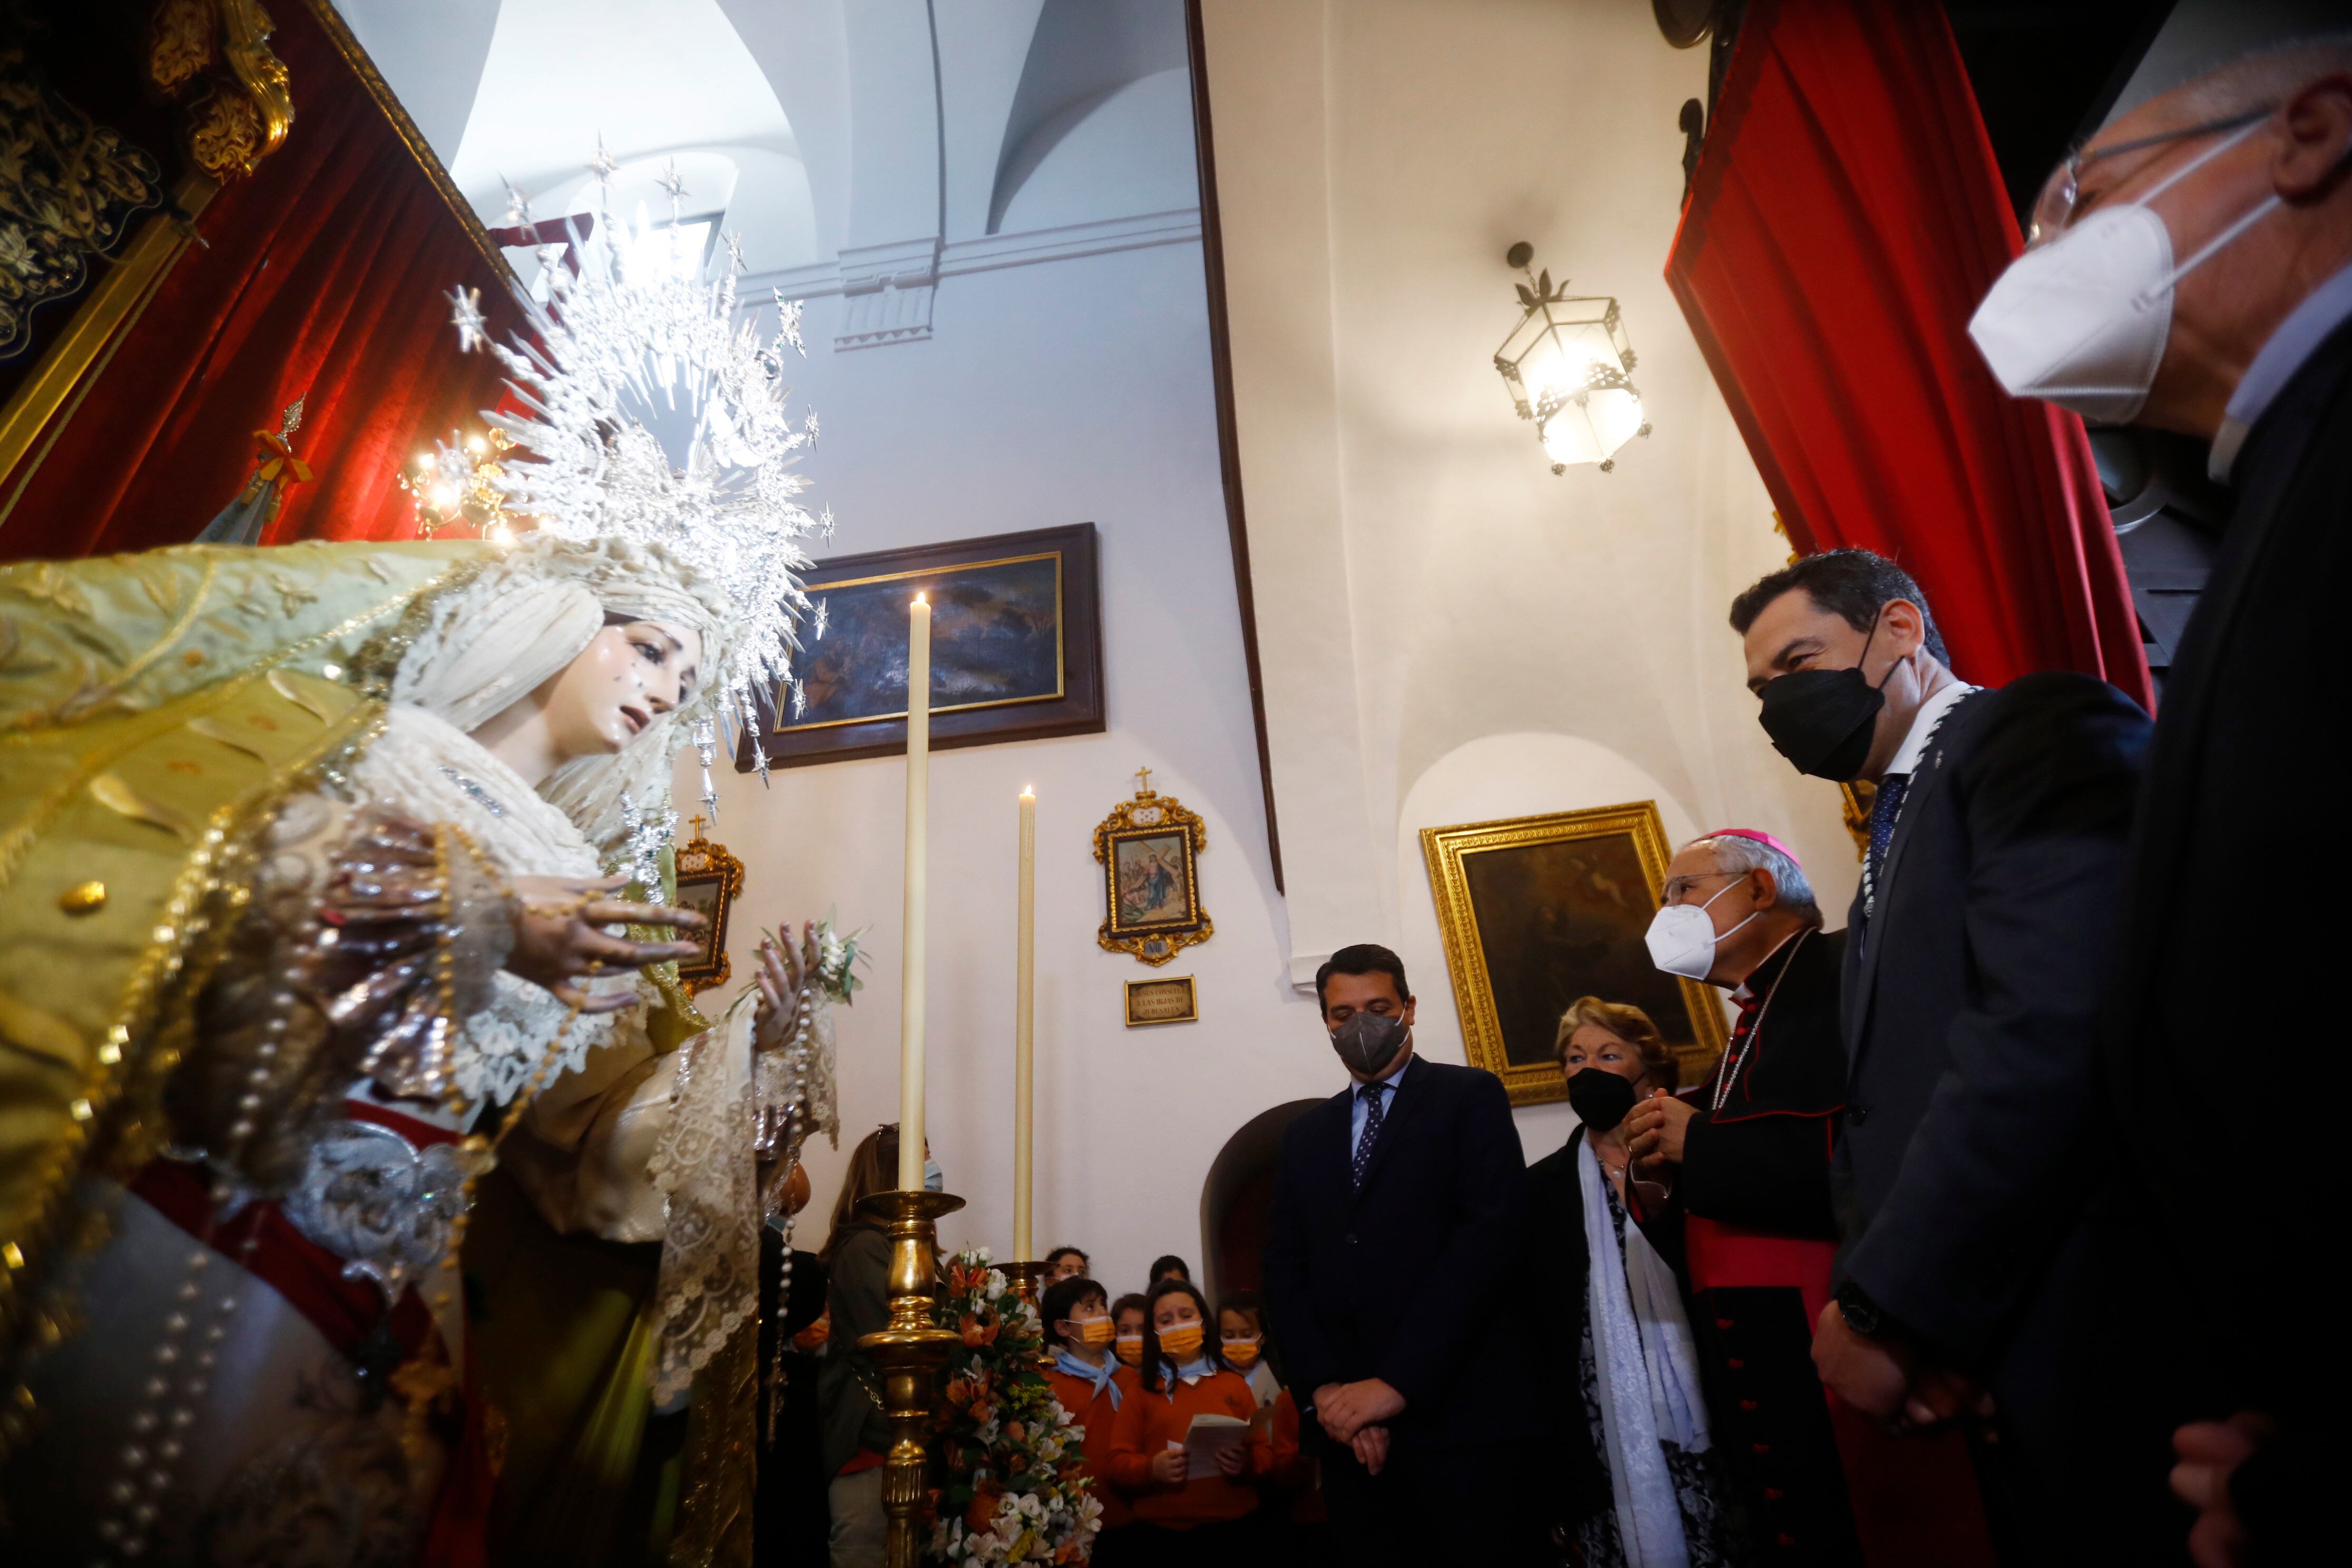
[1421,801,1728,1106]
[739,523,1104,768]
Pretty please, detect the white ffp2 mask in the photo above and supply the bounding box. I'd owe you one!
[1968,117,2279,425]
[1645,876,1759,982]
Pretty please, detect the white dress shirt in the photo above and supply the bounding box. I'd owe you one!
[1348,1052,1411,1155]
[2209,260,2352,482]
[1886,677,1981,780]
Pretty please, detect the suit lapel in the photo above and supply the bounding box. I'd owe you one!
[1312,1089,1354,1209]
[1849,702,1971,1063]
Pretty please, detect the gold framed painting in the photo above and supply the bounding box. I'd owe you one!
[1093,772,1212,966]
[671,819,744,996]
[1421,801,1728,1107]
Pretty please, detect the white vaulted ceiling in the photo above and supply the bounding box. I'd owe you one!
[332,0,1200,301]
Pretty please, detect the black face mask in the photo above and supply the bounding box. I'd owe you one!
[1755,614,1900,781]
[1566,1067,1638,1133]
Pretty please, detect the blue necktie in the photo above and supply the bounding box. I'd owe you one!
[1352,1083,1387,1188]
[1864,772,1910,920]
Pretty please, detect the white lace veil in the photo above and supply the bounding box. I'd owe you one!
[390,533,726,864]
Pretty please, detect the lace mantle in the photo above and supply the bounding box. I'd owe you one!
[646,991,762,1401]
[346,704,622,1103]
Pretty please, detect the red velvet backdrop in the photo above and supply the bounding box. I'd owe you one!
[1664,0,2153,711]
[0,0,517,561]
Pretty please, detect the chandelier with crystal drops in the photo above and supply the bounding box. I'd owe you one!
[1493,241,1651,474]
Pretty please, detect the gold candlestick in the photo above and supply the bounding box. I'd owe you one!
[856,1187,965,1568]
[1002,1258,1047,1307]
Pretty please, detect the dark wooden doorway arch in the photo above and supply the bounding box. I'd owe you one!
[1198,1099,1324,1305]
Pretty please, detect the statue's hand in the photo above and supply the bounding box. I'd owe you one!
[750,929,810,1051]
[508,875,705,1013]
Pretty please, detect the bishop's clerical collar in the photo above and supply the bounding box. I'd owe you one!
[1730,926,1809,1005]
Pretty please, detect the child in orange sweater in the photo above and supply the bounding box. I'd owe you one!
[1106,1278,1273,1566]
[1040,1276,1140,1566]
[1110,1292,1148,1373]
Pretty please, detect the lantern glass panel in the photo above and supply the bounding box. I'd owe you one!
[1540,385,1644,468]
[1500,298,1630,416]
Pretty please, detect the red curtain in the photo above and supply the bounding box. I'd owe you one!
[1664,0,2152,711]
[0,0,518,561]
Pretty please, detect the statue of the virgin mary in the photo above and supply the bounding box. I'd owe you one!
[0,203,831,1566]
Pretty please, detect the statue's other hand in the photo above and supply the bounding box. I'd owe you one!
[751,934,801,1051]
[509,874,707,1012]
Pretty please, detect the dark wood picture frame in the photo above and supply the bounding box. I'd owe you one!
[736,522,1105,769]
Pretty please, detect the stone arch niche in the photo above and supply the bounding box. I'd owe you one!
[1197,1099,1324,1305]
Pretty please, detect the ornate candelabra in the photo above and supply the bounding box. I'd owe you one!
[856,1188,965,1568]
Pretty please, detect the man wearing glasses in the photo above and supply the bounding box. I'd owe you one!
[1971,38,2352,1568]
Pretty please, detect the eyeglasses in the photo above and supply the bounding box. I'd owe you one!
[1661,870,1746,906]
[2027,107,2272,249]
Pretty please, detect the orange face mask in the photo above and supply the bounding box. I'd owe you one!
[1222,1338,1261,1369]
[1113,1332,1144,1366]
[1072,1316,1114,1348]
[1158,1323,1206,1360]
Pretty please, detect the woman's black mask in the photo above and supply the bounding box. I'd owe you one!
[1755,612,1899,781]
[1566,1067,1639,1133]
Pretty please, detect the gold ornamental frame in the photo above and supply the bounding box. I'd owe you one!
[1093,770,1211,966]
[672,818,744,996]
[1422,801,1730,1106]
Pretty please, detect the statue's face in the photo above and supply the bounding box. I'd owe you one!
[542,619,702,761]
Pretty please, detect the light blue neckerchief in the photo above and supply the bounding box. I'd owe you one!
[1051,1347,1121,1410]
[1156,1354,1217,1400]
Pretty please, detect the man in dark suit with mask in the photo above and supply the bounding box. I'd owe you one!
[1969,41,2352,1566]
[1262,944,1557,1567]
[1728,550,2150,1565]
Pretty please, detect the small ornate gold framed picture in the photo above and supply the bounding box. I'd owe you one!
[671,816,744,996]
[1093,769,1212,966]
[1124,976,1198,1027]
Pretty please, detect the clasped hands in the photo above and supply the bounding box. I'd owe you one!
[1623,1090,1694,1183]
[1315,1377,1405,1476]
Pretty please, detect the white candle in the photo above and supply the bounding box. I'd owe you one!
[898,594,930,1192]
[1014,787,1036,1260]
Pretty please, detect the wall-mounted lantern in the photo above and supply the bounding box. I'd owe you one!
[1494,241,1651,474]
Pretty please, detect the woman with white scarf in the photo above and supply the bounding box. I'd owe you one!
[1527,997,1741,1568]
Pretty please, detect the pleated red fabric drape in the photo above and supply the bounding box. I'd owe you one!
[1664,0,2153,712]
[0,0,516,561]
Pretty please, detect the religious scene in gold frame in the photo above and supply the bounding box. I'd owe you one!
[671,816,744,995]
[1422,801,1729,1106]
[1093,769,1212,966]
